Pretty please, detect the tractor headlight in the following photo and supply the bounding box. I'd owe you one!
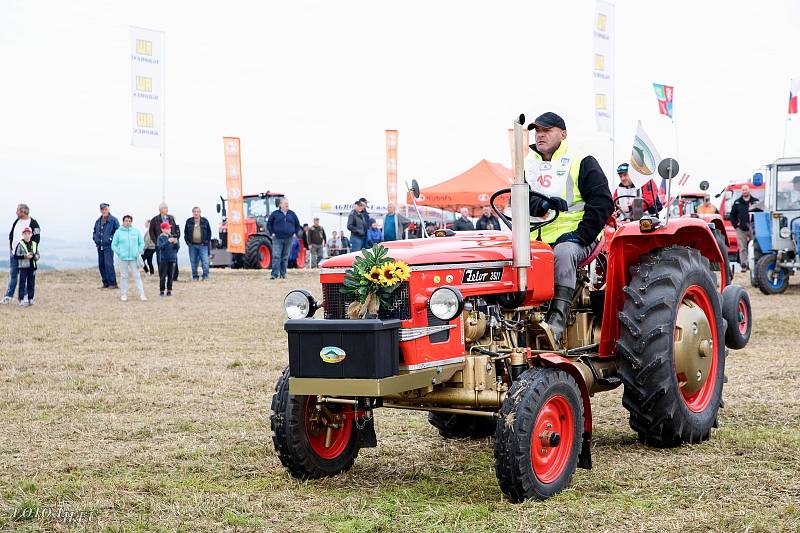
[780,227,791,239]
[284,289,319,319]
[428,287,464,321]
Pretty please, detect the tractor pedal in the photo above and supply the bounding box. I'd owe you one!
[597,376,622,387]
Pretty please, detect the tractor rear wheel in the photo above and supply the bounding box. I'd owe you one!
[617,246,726,447]
[722,285,751,349]
[494,367,583,502]
[244,236,272,269]
[271,367,361,479]
[754,253,789,294]
[428,412,496,439]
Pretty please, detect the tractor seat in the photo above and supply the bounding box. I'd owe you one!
[577,233,606,269]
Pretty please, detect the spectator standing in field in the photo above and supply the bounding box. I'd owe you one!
[14,227,39,307]
[266,198,301,279]
[327,230,341,256]
[184,207,212,281]
[149,203,181,281]
[338,231,351,255]
[475,206,501,231]
[366,218,383,248]
[453,207,475,231]
[111,215,146,301]
[383,203,410,241]
[156,222,179,296]
[92,202,119,289]
[347,201,368,251]
[308,218,327,268]
[141,218,156,275]
[357,197,371,230]
[2,203,40,305]
[730,185,760,271]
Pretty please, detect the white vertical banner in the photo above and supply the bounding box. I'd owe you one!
[130,27,164,148]
[592,1,614,138]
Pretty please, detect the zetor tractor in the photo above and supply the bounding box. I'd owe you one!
[210,192,284,269]
[270,117,753,501]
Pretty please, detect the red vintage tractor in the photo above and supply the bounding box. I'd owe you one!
[270,117,753,501]
[210,191,286,269]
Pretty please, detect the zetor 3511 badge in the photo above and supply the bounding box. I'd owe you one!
[462,267,503,284]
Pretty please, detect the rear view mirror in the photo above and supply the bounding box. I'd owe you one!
[700,180,709,191]
[752,172,764,187]
[216,203,221,213]
[658,158,680,180]
[411,179,421,200]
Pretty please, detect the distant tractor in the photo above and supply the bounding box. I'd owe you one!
[750,158,800,294]
[210,192,285,269]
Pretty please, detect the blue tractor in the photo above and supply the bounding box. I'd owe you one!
[750,158,800,294]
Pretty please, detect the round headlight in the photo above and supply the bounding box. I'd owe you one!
[780,227,791,239]
[284,289,316,319]
[429,287,464,321]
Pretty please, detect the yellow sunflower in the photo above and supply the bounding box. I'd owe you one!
[380,262,400,286]
[364,266,384,284]
[393,260,411,281]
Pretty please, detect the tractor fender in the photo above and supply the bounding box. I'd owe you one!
[599,217,726,357]
[528,352,593,469]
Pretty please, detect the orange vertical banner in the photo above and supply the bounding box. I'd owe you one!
[386,130,398,206]
[508,128,530,176]
[223,137,246,253]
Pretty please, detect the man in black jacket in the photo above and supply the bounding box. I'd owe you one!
[453,208,475,231]
[184,207,212,280]
[730,185,760,271]
[347,202,368,251]
[525,112,614,343]
[149,203,181,281]
[2,203,41,305]
[475,206,501,230]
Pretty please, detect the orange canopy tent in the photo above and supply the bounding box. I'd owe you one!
[407,159,513,217]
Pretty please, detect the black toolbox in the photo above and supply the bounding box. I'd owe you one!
[285,319,401,379]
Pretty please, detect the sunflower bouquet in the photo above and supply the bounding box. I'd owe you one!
[341,244,411,319]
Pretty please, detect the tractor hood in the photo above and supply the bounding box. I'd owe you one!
[320,230,549,268]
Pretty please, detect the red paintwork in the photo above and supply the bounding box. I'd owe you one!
[598,217,726,357]
[531,395,574,483]
[528,351,593,437]
[304,397,353,459]
[679,285,720,413]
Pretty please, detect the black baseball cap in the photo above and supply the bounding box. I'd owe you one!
[530,112,567,131]
[616,163,629,174]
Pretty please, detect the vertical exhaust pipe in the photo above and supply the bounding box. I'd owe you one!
[511,115,530,293]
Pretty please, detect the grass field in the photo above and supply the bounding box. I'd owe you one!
[0,268,798,532]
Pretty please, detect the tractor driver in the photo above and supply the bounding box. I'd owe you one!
[524,112,614,344]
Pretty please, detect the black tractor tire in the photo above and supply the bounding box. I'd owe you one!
[270,367,361,479]
[754,253,789,295]
[428,412,497,439]
[711,227,734,284]
[722,285,751,349]
[244,235,272,270]
[494,367,584,502]
[617,246,726,447]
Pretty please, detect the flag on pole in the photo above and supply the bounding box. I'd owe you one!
[385,130,398,206]
[628,121,662,189]
[130,27,164,148]
[789,79,800,114]
[223,137,246,254]
[592,0,614,137]
[652,83,674,119]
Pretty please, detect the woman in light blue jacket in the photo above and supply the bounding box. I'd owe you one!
[111,215,146,301]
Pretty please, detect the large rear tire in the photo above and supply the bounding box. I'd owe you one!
[754,253,789,295]
[244,236,272,269]
[617,246,726,447]
[494,367,583,502]
[428,412,496,439]
[270,367,361,479]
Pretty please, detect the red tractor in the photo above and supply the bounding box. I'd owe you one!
[210,191,285,269]
[270,118,753,501]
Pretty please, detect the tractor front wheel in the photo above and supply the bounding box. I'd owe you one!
[617,246,726,447]
[494,367,583,502]
[754,253,789,294]
[244,236,272,269]
[270,367,361,479]
[722,285,751,349]
[428,412,496,439]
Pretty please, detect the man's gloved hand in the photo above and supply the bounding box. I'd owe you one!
[541,196,568,212]
[554,231,584,246]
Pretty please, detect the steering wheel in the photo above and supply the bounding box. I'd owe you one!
[490,188,560,234]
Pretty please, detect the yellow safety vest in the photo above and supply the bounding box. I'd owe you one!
[525,141,585,244]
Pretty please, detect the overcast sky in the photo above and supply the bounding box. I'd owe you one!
[2,0,799,242]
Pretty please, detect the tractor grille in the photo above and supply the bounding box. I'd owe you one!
[323,282,411,320]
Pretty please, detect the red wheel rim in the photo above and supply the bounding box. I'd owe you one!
[677,285,719,413]
[530,395,574,484]
[737,298,748,335]
[304,398,353,460]
[259,244,271,269]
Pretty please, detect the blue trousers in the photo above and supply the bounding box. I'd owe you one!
[271,237,293,278]
[98,247,117,287]
[188,244,210,279]
[18,268,35,301]
[4,253,18,298]
[350,235,365,252]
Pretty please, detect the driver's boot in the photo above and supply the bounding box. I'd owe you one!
[545,285,574,346]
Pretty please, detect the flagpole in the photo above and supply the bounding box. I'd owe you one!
[783,116,789,157]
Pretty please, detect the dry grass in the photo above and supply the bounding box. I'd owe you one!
[0,268,798,532]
